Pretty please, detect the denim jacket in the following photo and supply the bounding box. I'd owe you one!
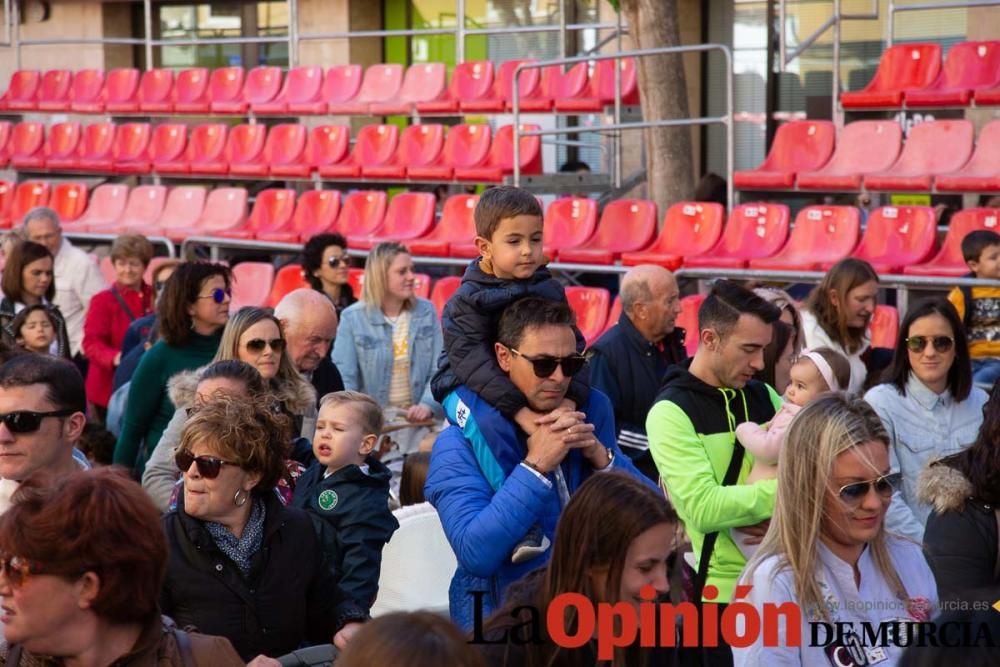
[332,298,444,418]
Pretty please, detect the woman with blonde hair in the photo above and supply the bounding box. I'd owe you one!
[734,394,938,665]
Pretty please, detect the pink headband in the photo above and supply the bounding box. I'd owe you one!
[801,349,841,392]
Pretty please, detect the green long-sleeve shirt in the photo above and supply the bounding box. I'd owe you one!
[113,331,222,477]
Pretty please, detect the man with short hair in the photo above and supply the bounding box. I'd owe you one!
[647,280,781,667]
[274,288,344,402]
[22,207,106,359]
[589,265,685,479]
[0,354,89,512]
[426,297,653,629]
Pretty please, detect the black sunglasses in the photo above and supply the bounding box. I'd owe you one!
[508,348,587,379]
[905,335,954,354]
[0,409,75,434]
[327,256,346,269]
[175,449,234,479]
[245,338,285,354]
[197,287,232,304]
[837,472,901,506]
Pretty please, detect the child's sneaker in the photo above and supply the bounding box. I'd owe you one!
[511,525,550,563]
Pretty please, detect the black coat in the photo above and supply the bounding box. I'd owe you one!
[160,490,366,661]
[431,260,588,418]
[310,354,345,406]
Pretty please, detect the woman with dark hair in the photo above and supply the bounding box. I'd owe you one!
[919,387,1000,606]
[338,611,484,667]
[801,258,880,393]
[0,240,70,357]
[303,233,356,314]
[113,262,232,478]
[865,298,986,543]
[478,472,680,667]
[755,319,794,394]
[0,467,242,664]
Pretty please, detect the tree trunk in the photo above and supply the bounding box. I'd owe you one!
[619,0,695,215]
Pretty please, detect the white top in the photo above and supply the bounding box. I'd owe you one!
[53,238,107,357]
[800,310,869,395]
[734,537,938,666]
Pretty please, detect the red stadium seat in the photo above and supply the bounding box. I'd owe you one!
[74,122,117,173]
[362,124,444,180]
[410,193,478,257]
[138,186,205,236]
[904,208,1000,276]
[165,187,248,242]
[676,294,706,357]
[418,61,494,114]
[172,68,211,113]
[555,58,640,112]
[621,202,725,269]
[936,119,1000,192]
[274,125,349,179]
[63,183,126,232]
[906,41,1000,107]
[230,262,276,310]
[137,69,175,113]
[36,70,73,111]
[41,122,83,171]
[408,124,491,181]
[0,181,14,229]
[328,64,403,116]
[90,185,166,233]
[733,120,835,189]
[1,70,40,111]
[113,123,153,174]
[102,68,141,113]
[67,69,105,113]
[186,123,230,175]
[825,205,936,274]
[149,124,188,173]
[258,190,341,244]
[334,191,388,237]
[225,124,268,176]
[412,273,432,299]
[347,268,365,297]
[49,182,88,223]
[749,206,860,271]
[322,124,398,179]
[254,65,323,115]
[455,123,542,183]
[542,197,598,258]
[299,64,363,115]
[208,67,246,114]
[8,122,45,170]
[684,203,790,269]
[0,121,12,166]
[430,275,461,316]
[797,121,903,190]
[558,199,657,264]
[267,264,310,307]
[370,63,447,115]
[237,66,283,112]
[9,182,49,225]
[16,121,64,171]
[870,305,899,349]
[462,59,541,113]
[841,44,941,108]
[519,63,589,112]
[348,192,436,250]
[597,295,624,339]
[218,188,297,240]
[864,120,973,191]
[256,124,307,178]
[974,84,1000,105]
[565,286,611,347]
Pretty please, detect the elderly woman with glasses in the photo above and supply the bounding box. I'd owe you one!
[161,394,368,662]
[864,298,987,543]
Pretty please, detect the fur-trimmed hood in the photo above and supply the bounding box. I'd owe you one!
[167,365,317,417]
[167,368,202,409]
[917,461,974,515]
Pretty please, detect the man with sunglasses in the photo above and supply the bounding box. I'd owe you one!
[426,298,652,630]
[274,289,344,405]
[0,355,88,513]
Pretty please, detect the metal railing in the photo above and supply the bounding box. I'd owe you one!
[888,0,1000,46]
[67,232,176,258]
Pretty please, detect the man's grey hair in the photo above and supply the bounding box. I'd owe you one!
[620,277,654,314]
[21,206,62,231]
[274,287,336,324]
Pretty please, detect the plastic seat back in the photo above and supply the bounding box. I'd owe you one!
[496,59,541,105]
[746,120,835,174]
[843,44,941,106]
[198,187,248,232]
[935,41,1000,91]
[225,124,267,166]
[67,69,104,109]
[353,124,399,166]
[9,121,44,161]
[230,262,275,310]
[855,206,937,268]
[305,125,350,168]
[565,286,610,346]
[78,122,116,163]
[708,203,790,259]
[398,63,446,103]
[103,68,140,108]
[259,124,306,171]
[246,189,297,234]
[490,124,541,173]
[542,197,598,254]
[0,121,11,159]
[286,190,341,240]
[758,206,860,267]
[876,119,974,176]
[442,124,491,168]
[279,65,323,106]
[581,199,657,253]
[323,64,363,103]
[43,122,81,161]
[870,305,899,349]
[36,70,72,108]
[158,186,207,230]
[267,264,311,307]
[589,58,639,103]
[75,184,128,227]
[116,185,167,230]
[336,191,388,236]
[799,121,903,181]
[677,294,706,356]
[243,66,282,104]
[0,180,14,227]
[173,68,210,106]
[375,192,436,240]
[451,61,494,101]
[540,63,589,99]
[113,123,152,162]
[430,276,461,316]
[11,181,50,223]
[187,123,229,166]
[357,64,404,103]
[209,67,245,105]
[150,124,188,164]
[3,70,40,109]
[138,69,174,106]
[49,183,88,222]
[397,124,444,168]
[654,202,726,257]
[916,208,1000,272]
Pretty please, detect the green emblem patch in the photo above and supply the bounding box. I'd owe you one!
[318,489,339,511]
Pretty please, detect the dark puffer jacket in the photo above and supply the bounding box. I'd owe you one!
[0,297,72,359]
[430,259,588,418]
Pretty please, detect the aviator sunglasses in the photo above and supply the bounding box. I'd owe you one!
[245,338,286,354]
[905,335,954,354]
[175,449,234,479]
[508,348,587,379]
[837,472,901,507]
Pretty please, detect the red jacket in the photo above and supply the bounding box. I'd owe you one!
[83,282,154,407]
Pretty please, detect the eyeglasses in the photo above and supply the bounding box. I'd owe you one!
[0,554,86,589]
[174,449,234,479]
[197,287,232,304]
[0,409,75,434]
[905,335,954,354]
[508,348,587,379]
[327,256,345,269]
[837,472,901,506]
[245,338,285,354]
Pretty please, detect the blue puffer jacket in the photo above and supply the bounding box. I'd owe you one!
[425,386,655,629]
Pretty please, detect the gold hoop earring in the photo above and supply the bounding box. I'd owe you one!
[234,489,249,507]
